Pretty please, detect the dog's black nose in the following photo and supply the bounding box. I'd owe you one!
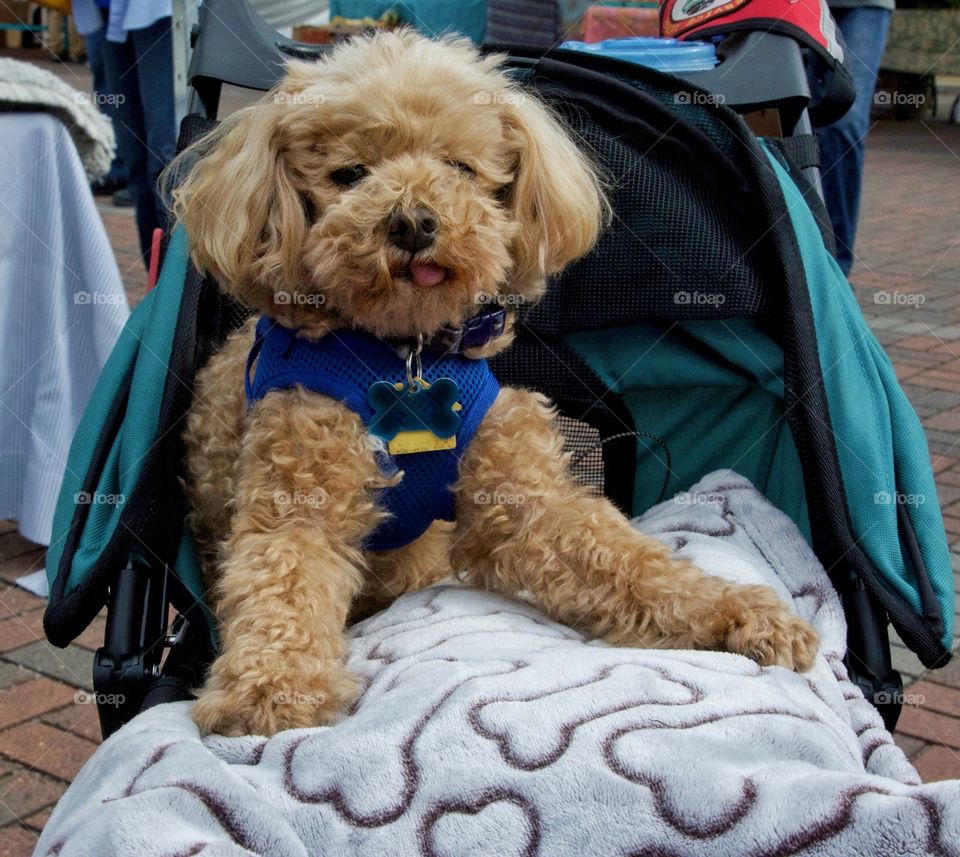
[388,207,438,252]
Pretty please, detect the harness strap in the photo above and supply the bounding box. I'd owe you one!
[244,326,266,402]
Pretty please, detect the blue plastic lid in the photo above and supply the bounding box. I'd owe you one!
[558,37,718,73]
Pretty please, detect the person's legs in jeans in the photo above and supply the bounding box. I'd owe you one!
[99,17,175,262]
[815,7,891,276]
[100,32,152,258]
[131,17,176,247]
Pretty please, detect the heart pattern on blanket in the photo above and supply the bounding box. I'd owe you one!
[423,793,539,857]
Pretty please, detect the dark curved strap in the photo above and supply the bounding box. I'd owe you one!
[808,51,857,128]
[244,323,267,402]
[767,134,821,173]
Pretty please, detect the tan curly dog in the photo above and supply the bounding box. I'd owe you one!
[175,30,818,737]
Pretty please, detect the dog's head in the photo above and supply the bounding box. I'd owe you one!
[174,30,605,349]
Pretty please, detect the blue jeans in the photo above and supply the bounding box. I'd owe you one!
[815,7,891,276]
[100,17,177,262]
[85,28,126,184]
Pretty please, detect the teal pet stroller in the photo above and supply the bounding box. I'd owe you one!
[43,0,953,742]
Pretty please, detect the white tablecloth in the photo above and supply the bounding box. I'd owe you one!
[0,112,129,546]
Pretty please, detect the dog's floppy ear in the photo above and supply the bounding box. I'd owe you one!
[503,94,607,296]
[171,96,307,308]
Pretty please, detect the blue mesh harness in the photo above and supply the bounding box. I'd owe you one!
[245,317,500,551]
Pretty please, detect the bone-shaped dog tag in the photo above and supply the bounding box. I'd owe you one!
[367,378,462,455]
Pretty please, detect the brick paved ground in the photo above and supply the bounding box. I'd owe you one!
[2,53,960,857]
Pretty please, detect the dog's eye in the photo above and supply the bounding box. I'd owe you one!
[448,160,476,177]
[330,165,368,187]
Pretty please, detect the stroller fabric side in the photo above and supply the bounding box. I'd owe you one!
[44,226,213,648]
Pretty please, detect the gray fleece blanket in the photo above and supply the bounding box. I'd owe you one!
[35,471,960,856]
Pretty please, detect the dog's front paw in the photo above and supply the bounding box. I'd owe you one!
[713,584,819,672]
[192,663,360,737]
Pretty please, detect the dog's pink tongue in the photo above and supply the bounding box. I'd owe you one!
[410,263,446,287]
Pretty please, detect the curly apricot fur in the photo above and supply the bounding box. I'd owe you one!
[179,32,818,737]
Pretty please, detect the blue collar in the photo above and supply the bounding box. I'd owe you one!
[418,307,510,355]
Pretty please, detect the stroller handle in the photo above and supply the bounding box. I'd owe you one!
[189,0,814,129]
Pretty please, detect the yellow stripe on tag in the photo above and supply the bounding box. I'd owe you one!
[387,430,457,455]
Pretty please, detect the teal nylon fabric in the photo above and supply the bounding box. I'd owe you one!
[46,226,208,615]
[46,287,153,594]
[174,525,212,635]
[762,143,953,651]
[565,318,811,539]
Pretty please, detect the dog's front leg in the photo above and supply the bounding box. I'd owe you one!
[452,388,818,671]
[192,389,386,736]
